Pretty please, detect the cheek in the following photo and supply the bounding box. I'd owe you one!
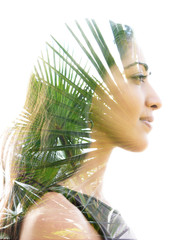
[123,85,144,121]
[92,82,146,150]
[114,86,147,151]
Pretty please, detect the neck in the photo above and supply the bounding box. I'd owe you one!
[61,129,114,201]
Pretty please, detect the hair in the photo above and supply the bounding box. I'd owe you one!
[0,19,134,239]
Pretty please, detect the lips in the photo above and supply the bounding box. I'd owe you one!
[140,116,154,122]
[139,116,154,130]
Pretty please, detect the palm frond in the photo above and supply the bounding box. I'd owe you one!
[1,19,134,233]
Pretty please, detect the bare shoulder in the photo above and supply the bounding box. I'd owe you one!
[20,192,102,240]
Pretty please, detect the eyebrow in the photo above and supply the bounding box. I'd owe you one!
[124,62,149,71]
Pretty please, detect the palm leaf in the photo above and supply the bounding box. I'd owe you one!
[1,19,133,233]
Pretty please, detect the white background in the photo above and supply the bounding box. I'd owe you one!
[0,1,192,240]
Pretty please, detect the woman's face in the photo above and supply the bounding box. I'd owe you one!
[93,39,162,152]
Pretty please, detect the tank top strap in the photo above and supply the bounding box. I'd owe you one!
[48,185,137,240]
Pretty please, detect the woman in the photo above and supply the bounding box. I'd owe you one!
[0,19,161,239]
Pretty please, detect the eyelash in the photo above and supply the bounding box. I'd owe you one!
[130,74,147,83]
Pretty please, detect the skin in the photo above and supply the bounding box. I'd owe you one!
[62,60,162,198]
[20,39,161,240]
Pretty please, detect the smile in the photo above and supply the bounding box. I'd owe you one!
[139,116,154,131]
[140,120,152,130]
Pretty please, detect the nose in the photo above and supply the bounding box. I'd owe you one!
[145,85,162,110]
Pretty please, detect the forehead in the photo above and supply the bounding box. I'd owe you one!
[110,21,148,72]
[122,39,147,70]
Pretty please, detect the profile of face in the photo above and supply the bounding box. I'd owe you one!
[92,36,162,152]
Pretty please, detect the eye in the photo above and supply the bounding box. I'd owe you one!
[130,74,147,84]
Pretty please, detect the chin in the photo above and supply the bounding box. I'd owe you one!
[119,136,148,152]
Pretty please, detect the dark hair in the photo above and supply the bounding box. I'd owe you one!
[0,19,134,239]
